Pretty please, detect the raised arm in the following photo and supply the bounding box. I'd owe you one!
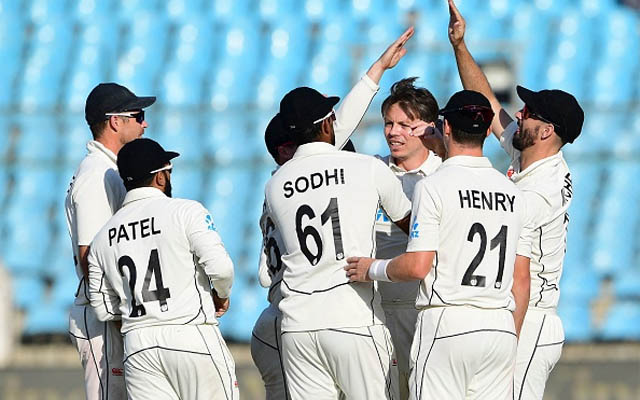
[448,0,513,138]
[334,27,414,148]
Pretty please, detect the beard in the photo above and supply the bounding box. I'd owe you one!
[163,173,173,198]
[512,124,537,151]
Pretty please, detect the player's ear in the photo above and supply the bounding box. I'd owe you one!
[540,124,554,141]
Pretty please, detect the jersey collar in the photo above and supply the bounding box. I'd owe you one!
[511,151,565,184]
[122,187,167,206]
[386,150,442,175]
[292,142,337,159]
[87,140,118,167]
[441,155,493,169]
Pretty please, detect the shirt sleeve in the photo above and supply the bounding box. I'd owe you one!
[333,74,379,149]
[87,243,121,322]
[185,202,234,299]
[372,158,411,223]
[74,171,122,246]
[499,121,521,165]
[406,178,441,252]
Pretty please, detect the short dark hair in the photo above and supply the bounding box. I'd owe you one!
[292,123,322,146]
[381,77,439,123]
[448,123,486,147]
[123,174,155,191]
[89,120,107,139]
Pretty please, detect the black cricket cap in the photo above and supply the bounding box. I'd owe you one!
[85,83,156,126]
[264,113,292,160]
[516,85,584,144]
[279,87,339,132]
[439,90,494,134]
[117,138,179,184]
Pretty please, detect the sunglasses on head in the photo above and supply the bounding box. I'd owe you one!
[105,110,145,124]
[443,105,494,124]
[522,105,558,128]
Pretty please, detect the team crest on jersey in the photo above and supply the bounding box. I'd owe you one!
[205,214,216,231]
[410,215,419,238]
[376,207,390,222]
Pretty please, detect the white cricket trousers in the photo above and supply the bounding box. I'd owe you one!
[513,309,564,400]
[69,304,126,400]
[123,324,239,400]
[250,303,289,400]
[409,306,517,400]
[282,325,399,400]
[383,304,419,400]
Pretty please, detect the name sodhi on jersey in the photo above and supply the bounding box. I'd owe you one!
[283,168,346,199]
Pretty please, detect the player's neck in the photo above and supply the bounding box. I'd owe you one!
[519,145,559,171]
[393,147,430,171]
[446,145,483,158]
[96,134,123,157]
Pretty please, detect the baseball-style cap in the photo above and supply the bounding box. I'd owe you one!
[117,138,179,183]
[438,90,494,134]
[516,85,584,144]
[279,87,339,132]
[85,83,156,126]
[264,113,292,159]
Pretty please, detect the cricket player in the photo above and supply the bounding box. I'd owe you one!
[448,1,584,397]
[346,90,534,400]
[374,77,443,400]
[87,138,238,400]
[264,85,414,400]
[65,82,155,400]
[251,26,415,400]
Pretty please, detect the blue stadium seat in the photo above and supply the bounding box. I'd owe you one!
[23,301,69,336]
[212,0,253,22]
[221,276,268,341]
[600,301,640,340]
[352,124,387,157]
[557,302,593,342]
[0,15,25,108]
[164,0,209,21]
[613,270,640,300]
[61,116,91,167]
[511,5,553,90]
[0,116,12,161]
[160,15,217,107]
[12,273,45,311]
[303,0,345,23]
[18,19,74,111]
[151,112,203,163]
[14,115,60,163]
[50,274,78,309]
[412,2,449,47]
[258,0,303,23]
[204,115,261,164]
[565,163,601,259]
[170,167,205,202]
[114,12,170,95]
[73,0,117,19]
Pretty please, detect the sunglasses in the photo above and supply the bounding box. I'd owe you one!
[442,105,494,124]
[150,164,172,174]
[313,109,336,125]
[105,110,145,124]
[522,105,558,128]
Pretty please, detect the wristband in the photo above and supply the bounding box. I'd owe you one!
[368,259,392,282]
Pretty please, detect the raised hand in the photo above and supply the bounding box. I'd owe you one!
[448,0,466,48]
[377,26,415,70]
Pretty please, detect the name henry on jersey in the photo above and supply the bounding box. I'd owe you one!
[458,189,516,212]
[108,217,161,246]
[283,168,346,198]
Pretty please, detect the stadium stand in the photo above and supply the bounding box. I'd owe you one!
[0,0,638,343]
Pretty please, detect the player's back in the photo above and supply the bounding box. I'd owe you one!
[90,188,220,333]
[265,142,410,331]
[412,156,526,311]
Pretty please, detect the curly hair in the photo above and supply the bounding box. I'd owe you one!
[381,77,439,123]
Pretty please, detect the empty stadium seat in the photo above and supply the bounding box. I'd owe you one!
[0,15,26,108]
[600,302,640,340]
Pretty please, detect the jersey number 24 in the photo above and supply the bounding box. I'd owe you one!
[118,249,171,318]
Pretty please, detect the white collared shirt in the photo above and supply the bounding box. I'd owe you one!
[374,151,443,305]
[407,155,532,311]
[65,140,126,305]
[265,142,411,331]
[87,187,234,334]
[501,122,573,310]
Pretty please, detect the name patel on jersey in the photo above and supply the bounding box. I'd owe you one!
[458,189,516,212]
[283,168,346,198]
[108,217,161,246]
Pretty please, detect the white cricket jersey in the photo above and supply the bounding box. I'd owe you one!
[65,140,126,305]
[258,200,286,305]
[407,156,532,311]
[375,152,442,306]
[501,122,572,310]
[87,187,234,334]
[334,74,379,149]
[265,142,411,332]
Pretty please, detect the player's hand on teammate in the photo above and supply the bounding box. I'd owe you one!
[344,257,375,282]
[376,26,415,70]
[213,293,230,317]
[410,120,446,159]
[448,0,466,48]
